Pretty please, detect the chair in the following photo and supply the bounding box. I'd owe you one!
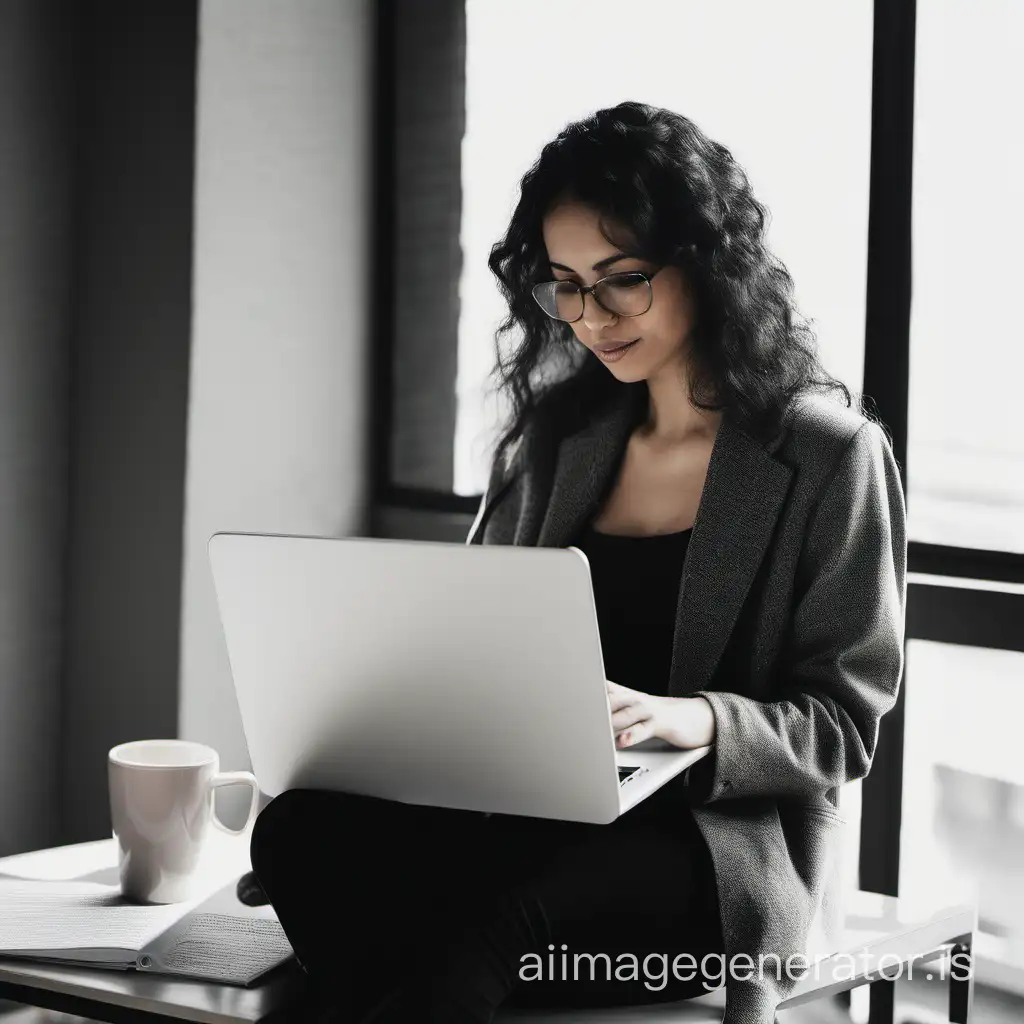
[494,891,976,1024]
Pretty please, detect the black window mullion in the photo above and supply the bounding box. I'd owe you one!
[858,0,917,899]
[907,584,1024,654]
[909,542,1024,585]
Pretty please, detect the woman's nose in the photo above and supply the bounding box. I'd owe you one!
[581,289,616,331]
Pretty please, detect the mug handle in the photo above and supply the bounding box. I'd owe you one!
[209,771,260,835]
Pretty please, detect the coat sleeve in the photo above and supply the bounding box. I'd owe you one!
[687,420,908,804]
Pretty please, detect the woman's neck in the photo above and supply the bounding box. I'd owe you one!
[640,371,722,448]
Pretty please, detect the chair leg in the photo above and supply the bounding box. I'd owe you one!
[868,977,895,1024]
[820,988,854,1024]
[833,987,853,1018]
[949,937,974,1024]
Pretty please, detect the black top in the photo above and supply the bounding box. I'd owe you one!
[570,520,695,827]
[571,522,692,698]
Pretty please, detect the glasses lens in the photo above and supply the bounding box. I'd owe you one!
[532,273,652,321]
[595,273,652,316]
[533,281,584,322]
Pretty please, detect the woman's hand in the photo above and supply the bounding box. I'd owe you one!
[606,680,716,750]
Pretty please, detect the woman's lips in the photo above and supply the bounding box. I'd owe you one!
[595,338,641,362]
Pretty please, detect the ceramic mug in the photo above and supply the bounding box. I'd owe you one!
[108,739,259,903]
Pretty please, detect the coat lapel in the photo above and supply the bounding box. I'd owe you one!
[534,393,639,550]
[534,388,794,698]
[668,414,793,697]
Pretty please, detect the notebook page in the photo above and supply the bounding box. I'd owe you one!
[147,914,293,984]
[0,879,197,957]
[141,878,293,984]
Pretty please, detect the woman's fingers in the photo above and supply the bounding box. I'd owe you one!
[607,690,634,713]
[610,702,650,733]
[606,680,641,712]
[616,718,655,748]
[605,680,659,746]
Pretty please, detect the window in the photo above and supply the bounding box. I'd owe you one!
[891,0,1024,1003]
[455,0,874,495]
[907,0,1024,554]
[901,640,1024,983]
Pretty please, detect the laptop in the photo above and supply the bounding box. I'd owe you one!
[207,531,711,825]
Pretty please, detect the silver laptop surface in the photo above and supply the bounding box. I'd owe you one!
[207,531,710,825]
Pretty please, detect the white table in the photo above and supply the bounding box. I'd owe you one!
[0,835,308,1024]
[0,839,978,1024]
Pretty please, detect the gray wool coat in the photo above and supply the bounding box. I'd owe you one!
[465,385,908,1024]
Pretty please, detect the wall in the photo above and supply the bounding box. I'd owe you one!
[0,0,74,855]
[61,0,197,843]
[180,0,372,813]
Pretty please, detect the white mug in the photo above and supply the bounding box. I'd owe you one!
[108,739,259,904]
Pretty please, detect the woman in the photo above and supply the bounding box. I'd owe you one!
[248,101,907,1024]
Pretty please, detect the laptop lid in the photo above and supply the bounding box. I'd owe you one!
[207,531,624,823]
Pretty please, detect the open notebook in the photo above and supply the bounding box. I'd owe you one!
[0,874,293,985]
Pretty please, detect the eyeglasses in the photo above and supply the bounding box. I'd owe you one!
[531,268,663,323]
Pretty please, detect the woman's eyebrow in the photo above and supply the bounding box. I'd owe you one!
[548,252,637,273]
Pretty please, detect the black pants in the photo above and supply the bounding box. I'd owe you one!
[250,788,724,1022]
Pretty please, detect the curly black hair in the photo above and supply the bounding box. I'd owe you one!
[484,100,862,475]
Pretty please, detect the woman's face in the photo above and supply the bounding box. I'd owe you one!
[539,200,697,384]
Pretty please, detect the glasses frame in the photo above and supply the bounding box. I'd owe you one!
[531,266,666,324]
